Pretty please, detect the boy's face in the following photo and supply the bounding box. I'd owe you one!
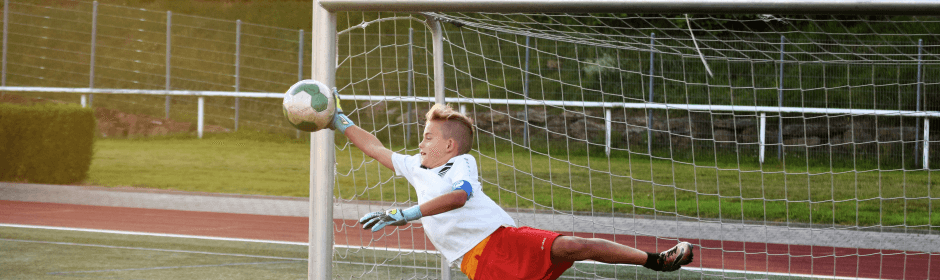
[419,120,451,168]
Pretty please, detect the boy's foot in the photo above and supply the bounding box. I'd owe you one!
[656,242,694,272]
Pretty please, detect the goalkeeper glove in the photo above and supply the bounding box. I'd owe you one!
[329,88,355,133]
[358,205,422,232]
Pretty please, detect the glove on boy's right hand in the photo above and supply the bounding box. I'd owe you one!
[358,206,422,232]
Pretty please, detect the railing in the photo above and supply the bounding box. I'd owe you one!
[0,0,934,169]
[0,85,934,168]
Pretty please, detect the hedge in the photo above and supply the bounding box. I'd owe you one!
[0,102,95,184]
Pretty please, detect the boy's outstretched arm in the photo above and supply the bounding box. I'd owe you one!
[330,94,394,171]
[419,190,468,216]
[343,126,394,171]
[359,188,469,232]
[360,180,473,232]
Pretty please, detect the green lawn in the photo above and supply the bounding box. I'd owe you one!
[89,132,312,197]
[85,131,939,228]
[0,226,308,280]
[473,148,940,228]
[1,226,817,280]
[1,226,457,280]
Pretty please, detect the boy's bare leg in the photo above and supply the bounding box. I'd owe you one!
[550,236,693,271]
[550,236,647,264]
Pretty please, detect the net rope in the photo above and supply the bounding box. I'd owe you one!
[333,12,938,279]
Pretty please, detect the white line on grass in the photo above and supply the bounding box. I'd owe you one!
[1,238,306,261]
[0,223,307,245]
[48,260,301,275]
[1,223,882,280]
[680,266,882,280]
[569,260,882,280]
[333,260,442,271]
[0,223,442,254]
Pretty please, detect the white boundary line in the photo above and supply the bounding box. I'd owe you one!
[0,223,307,246]
[667,266,879,280]
[0,223,883,280]
[570,260,882,280]
[46,260,302,275]
[0,223,439,254]
[1,237,307,261]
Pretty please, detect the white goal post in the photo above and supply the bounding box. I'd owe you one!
[309,1,940,279]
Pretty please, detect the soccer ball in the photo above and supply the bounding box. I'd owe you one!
[282,79,336,132]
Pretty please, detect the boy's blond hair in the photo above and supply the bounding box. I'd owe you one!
[425,104,474,155]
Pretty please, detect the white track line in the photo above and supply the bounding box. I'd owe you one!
[1,223,883,280]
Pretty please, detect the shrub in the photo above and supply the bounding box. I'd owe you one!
[0,103,95,184]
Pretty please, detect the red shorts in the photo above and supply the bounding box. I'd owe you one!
[473,226,574,280]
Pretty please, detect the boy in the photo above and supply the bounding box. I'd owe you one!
[330,99,693,279]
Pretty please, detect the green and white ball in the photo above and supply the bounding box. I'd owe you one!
[282,79,335,132]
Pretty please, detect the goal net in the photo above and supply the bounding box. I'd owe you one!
[330,10,938,280]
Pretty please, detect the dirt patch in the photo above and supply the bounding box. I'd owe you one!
[1,94,229,138]
[0,93,54,105]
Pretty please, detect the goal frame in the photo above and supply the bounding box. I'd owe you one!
[308,1,940,279]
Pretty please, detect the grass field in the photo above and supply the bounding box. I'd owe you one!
[0,225,461,280]
[89,131,313,197]
[1,225,824,280]
[1,226,308,280]
[84,131,940,228]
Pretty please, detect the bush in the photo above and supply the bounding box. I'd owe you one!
[0,103,95,184]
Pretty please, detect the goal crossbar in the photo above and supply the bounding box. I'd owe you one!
[318,0,940,15]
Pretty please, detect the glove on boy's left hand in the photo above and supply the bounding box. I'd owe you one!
[328,88,355,133]
[358,205,422,232]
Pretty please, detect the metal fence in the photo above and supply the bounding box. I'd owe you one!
[0,0,936,164]
[0,0,313,136]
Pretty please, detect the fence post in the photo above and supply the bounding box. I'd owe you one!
[925,118,930,170]
[915,39,923,167]
[198,96,204,138]
[605,108,612,156]
[165,11,172,119]
[647,33,655,155]
[2,0,8,88]
[760,112,766,163]
[407,27,414,141]
[523,35,531,147]
[297,29,304,139]
[87,1,98,108]
[778,35,785,161]
[234,19,241,131]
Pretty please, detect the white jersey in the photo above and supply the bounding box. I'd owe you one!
[391,153,516,264]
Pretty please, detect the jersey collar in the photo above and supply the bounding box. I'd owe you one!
[419,156,457,177]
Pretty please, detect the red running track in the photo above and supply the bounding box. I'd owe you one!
[2,200,937,279]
